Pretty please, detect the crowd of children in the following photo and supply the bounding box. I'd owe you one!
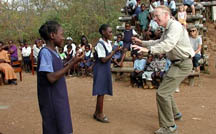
[130,53,171,89]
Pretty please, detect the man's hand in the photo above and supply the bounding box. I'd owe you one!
[131,45,149,53]
[131,37,142,45]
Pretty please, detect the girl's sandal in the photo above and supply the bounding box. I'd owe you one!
[93,114,110,123]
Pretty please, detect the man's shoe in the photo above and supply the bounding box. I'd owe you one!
[174,112,182,120]
[154,125,177,134]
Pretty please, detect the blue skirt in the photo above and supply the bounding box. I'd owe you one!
[92,59,113,96]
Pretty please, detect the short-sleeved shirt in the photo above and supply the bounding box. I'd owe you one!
[33,44,42,59]
[63,43,76,57]
[22,46,31,57]
[168,0,176,11]
[134,59,147,71]
[149,20,159,32]
[38,48,60,73]
[95,38,112,58]
[133,6,141,17]
[178,11,187,20]
[138,10,149,30]
[149,1,158,12]
[10,44,18,59]
[126,0,137,10]
[85,50,93,58]
[190,36,202,55]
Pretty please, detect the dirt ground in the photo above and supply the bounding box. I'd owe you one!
[1,23,216,134]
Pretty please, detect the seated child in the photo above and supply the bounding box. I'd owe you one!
[177,4,187,27]
[142,54,156,89]
[168,0,177,16]
[112,34,124,67]
[126,0,137,15]
[151,54,169,88]
[64,45,74,76]
[59,47,67,63]
[123,22,138,51]
[183,0,195,15]
[138,3,150,35]
[149,0,158,13]
[79,45,93,76]
[145,17,161,40]
[130,53,147,87]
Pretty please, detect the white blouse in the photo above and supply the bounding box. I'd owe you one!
[95,38,112,58]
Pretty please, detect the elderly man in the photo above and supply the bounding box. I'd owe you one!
[132,5,195,134]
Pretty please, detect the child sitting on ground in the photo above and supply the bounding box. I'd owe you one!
[79,45,93,76]
[112,34,124,67]
[130,53,147,88]
[151,54,169,88]
[142,54,156,89]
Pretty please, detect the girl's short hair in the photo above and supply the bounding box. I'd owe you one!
[99,24,110,35]
[39,21,61,41]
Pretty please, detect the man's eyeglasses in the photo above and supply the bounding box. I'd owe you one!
[190,30,196,32]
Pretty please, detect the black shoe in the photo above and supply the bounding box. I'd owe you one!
[10,80,17,85]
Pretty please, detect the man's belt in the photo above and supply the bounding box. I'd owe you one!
[171,56,191,64]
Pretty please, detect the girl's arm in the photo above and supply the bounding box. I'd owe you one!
[46,54,84,83]
[177,12,180,20]
[195,44,202,54]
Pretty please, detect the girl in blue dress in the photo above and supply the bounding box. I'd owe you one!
[93,24,121,123]
[37,21,83,134]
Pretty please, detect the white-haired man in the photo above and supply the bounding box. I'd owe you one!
[132,5,195,134]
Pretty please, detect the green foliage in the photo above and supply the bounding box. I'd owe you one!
[0,0,124,44]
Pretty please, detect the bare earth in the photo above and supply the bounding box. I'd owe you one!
[0,23,216,134]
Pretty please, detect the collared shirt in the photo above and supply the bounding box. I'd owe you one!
[22,46,31,57]
[126,0,137,10]
[39,48,60,73]
[134,58,147,71]
[95,38,112,58]
[63,43,76,57]
[142,19,195,61]
[33,44,42,59]
[138,10,149,30]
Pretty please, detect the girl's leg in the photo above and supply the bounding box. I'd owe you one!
[95,95,104,118]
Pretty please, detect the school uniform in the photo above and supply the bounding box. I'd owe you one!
[93,38,113,96]
[80,50,93,68]
[112,41,123,60]
[37,47,73,134]
[123,29,137,50]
